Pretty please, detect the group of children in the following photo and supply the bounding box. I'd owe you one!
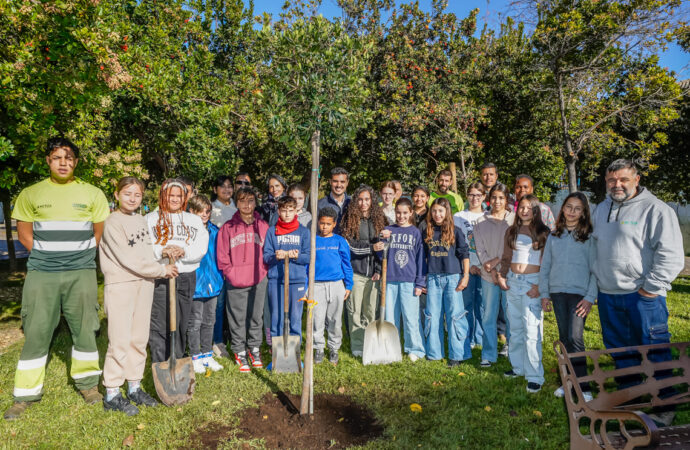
[96,169,600,415]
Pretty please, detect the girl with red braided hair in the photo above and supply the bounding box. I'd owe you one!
[145,179,209,363]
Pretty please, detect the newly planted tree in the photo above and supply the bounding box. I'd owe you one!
[255,10,372,414]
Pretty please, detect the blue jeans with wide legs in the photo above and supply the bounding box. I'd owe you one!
[385,281,425,358]
[506,271,544,385]
[425,273,471,361]
[480,278,508,363]
[598,291,673,393]
[462,273,483,347]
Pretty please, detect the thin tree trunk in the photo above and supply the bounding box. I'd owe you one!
[300,130,319,416]
[1,189,17,272]
[458,148,468,194]
[555,72,578,193]
[449,162,457,192]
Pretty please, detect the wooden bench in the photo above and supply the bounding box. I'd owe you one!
[554,340,690,449]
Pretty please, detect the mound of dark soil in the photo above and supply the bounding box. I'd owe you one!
[197,392,384,449]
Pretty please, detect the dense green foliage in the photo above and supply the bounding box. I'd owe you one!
[0,0,687,200]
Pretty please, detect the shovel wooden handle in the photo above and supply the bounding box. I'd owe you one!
[379,245,388,315]
[284,257,290,314]
[169,256,177,332]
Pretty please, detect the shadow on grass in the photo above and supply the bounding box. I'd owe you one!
[252,368,299,414]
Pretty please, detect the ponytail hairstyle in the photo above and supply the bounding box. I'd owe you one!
[554,192,593,242]
[154,179,189,247]
[507,194,549,250]
[425,197,455,247]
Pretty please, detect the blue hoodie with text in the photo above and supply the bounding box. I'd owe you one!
[263,224,311,283]
[384,224,426,289]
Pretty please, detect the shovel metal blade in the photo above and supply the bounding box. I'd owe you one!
[152,356,196,406]
[362,320,402,365]
[271,336,302,373]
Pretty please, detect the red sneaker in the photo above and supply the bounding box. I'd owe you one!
[248,348,263,368]
[234,352,250,373]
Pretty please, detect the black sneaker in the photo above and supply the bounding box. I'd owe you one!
[328,349,339,365]
[504,370,520,378]
[448,359,461,368]
[128,389,159,407]
[104,393,139,416]
[526,382,542,393]
[314,349,324,364]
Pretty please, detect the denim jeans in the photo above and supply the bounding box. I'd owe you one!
[385,281,425,358]
[506,271,544,385]
[598,291,673,391]
[480,278,508,362]
[424,273,471,361]
[462,273,483,346]
[551,292,588,380]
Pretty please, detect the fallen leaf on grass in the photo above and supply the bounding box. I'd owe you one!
[457,372,466,377]
[410,403,422,413]
[337,417,344,422]
[509,410,518,417]
[205,369,212,378]
[137,423,145,430]
[533,410,542,418]
[176,408,182,412]
[10,431,16,437]
[122,434,134,446]
[484,406,492,412]
[545,422,551,427]
[361,383,366,387]
[239,398,244,402]
[211,400,221,406]
[337,386,345,394]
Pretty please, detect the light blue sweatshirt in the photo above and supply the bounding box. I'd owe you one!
[539,231,597,303]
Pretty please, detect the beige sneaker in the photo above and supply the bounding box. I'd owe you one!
[80,386,103,404]
[4,401,34,421]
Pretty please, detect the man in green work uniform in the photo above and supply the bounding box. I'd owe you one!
[4,137,110,420]
[428,168,464,214]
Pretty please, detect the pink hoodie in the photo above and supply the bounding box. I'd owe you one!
[216,210,269,288]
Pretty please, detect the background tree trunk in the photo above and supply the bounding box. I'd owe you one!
[1,189,17,272]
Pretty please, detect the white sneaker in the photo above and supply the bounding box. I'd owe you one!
[554,386,565,398]
[408,354,420,362]
[204,355,224,372]
[192,356,206,374]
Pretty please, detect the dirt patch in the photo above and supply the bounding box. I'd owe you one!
[0,327,23,353]
[198,392,384,449]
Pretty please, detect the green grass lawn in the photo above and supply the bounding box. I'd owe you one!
[0,272,688,449]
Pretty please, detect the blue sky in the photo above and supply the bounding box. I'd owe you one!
[249,0,689,78]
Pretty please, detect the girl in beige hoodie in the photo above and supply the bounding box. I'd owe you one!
[99,177,177,416]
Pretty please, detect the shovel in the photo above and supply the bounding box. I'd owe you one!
[271,257,301,373]
[152,258,195,406]
[363,241,402,365]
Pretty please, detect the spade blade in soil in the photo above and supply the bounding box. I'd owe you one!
[271,336,302,373]
[152,356,196,406]
[362,320,402,365]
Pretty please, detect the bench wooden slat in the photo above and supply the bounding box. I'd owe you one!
[554,340,690,449]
